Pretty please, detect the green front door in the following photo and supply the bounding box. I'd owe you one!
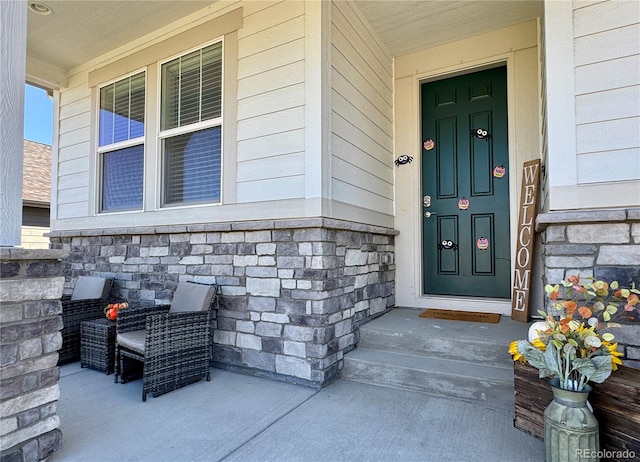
[421,66,510,298]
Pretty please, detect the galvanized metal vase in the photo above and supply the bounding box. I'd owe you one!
[544,378,599,462]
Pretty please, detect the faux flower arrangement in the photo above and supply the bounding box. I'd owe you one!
[509,275,639,391]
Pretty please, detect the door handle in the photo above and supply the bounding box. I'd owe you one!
[424,211,438,218]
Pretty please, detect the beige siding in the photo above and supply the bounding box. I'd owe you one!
[56,74,92,220]
[237,107,305,141]
[236,1,306,203]
[20,226,50,249]
[53,0,309,226]
[574,55,638,95]
[573,1,640,185]
[237,129,305,162]
[237,38,305,79]
[237,60,304,99]
[59,96,90,121]
[544,0,639,209]
[330,0,393,216]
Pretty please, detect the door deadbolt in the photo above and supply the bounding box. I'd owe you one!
[423,195,431,207]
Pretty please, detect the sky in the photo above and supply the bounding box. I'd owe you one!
[24,83,53,145]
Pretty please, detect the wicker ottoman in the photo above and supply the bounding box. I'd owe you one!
[81,318,116,374]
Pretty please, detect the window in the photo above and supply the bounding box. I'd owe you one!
[160,42,222,205]
[89,10,241,215]
[98,72,145,211]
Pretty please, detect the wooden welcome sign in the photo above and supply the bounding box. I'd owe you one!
[511,159,541,322]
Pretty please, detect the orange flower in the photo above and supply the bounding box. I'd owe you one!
[550,290,560,300]
[578,306,593,319]
[558,317,571,334]
[563,301,577,314]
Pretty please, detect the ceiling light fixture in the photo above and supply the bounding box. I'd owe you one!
[28,2,53,15]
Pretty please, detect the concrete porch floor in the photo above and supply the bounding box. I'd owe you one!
[52,365,544,462]
[52,313,544,462]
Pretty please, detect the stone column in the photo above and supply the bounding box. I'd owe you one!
[537,208,640,369]
[0,0,27,247]
[0,248,69,461]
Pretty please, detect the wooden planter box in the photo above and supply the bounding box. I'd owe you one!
[514,361,640,460]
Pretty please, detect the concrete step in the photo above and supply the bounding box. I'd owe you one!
[342,348,515,410]
[341,308,525,410]
[357,324,513,367]
[357,308,528,366]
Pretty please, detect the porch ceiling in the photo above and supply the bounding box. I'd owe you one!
[353,0,541,57]
[26,0,540,86]
[27,0,214,71]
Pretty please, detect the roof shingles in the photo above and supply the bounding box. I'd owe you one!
[23,140,51,204]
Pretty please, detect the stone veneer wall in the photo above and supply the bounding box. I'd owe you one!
[0,248,68,461]
[536,208,640,369]
[49,218,396,386]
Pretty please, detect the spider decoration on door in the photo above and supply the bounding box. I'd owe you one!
[471,128,491,141]
[438,240,458,251]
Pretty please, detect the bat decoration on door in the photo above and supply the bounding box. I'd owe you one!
[438,240,458,251]
[471,128,491,141]
[394,155,413,166]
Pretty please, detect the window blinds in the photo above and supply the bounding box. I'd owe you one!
[161,42,222,131]
[164,126,221,204]
[99,72,145,146]
[102,145,144,210]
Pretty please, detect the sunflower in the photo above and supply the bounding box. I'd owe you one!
[604,341,624,371]
[531,337,547,351]
[509,340,526,364]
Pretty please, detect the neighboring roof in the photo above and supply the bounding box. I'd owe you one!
[23,140,51,205]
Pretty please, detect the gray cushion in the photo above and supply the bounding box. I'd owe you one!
[116,330,147,353]
[71,276,113,300]
[169,282,215,313]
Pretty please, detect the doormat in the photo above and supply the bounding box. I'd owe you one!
[419,309,501,323]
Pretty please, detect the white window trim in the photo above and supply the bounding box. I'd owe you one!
[98,137,145,155]
[159,118,222,141]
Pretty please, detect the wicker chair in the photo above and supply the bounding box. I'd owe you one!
[114,281,217,401]
[59,276,113,364]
